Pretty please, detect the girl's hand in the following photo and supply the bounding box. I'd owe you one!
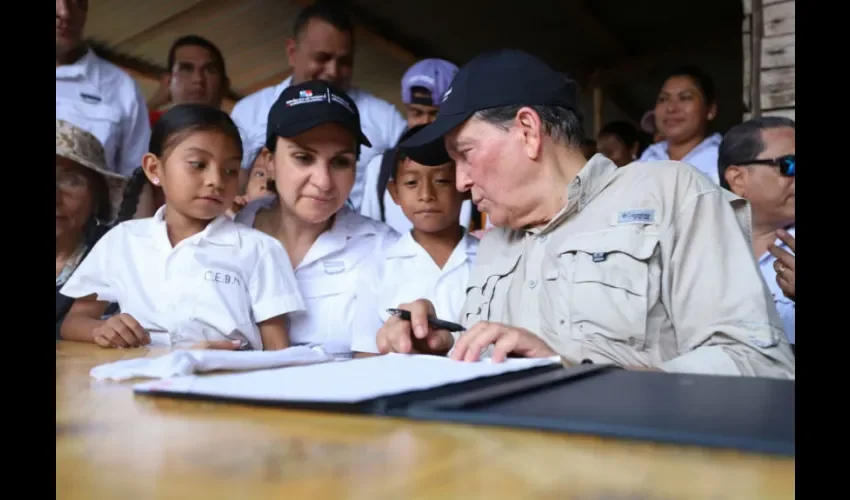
[93,313,150,348]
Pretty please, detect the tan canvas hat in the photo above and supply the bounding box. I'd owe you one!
[56,119,128,220]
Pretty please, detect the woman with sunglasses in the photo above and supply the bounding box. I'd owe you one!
[718,116,795,349]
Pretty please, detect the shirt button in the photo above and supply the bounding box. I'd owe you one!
[528,280,537,289]
[539,234,547,242]
[628,336,637,346]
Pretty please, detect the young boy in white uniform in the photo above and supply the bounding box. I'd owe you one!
[359,59,477,234]
[351,128,478,355]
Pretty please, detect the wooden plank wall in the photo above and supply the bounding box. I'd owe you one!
[742,0,795,121]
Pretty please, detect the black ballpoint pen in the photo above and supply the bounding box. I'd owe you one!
[386,308,466,332]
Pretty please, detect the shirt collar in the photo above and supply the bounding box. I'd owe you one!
[275,75,294,96]
[55,242,89,287]
[385,231,420,259]
[128,205,240,249]
[297,205,385,268]
[55,47,101,85]
[643,133,722,161]
[722,189,754,245]
[385,228,478,269]
[528,154,619,235]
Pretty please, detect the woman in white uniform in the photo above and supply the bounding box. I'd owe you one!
[639,66,723,183]
[234,80,399,358]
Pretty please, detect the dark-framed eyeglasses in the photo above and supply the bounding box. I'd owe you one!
[742,154,795,177]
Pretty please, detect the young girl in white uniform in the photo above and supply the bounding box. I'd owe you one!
[233,80,398,358]
[350,125,479,355]
[60,104,305,350]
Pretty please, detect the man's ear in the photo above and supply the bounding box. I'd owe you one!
[724,166,747,196]
[141,153,162,186]
[285,38,298,69]
[514,106,544,160]
[386,179,401,205]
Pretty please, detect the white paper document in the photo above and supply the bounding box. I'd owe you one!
[133,353,561,403]
[91,346,334,381]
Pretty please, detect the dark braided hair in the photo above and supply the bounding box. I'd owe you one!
[80,166,114,239]
[116,167,150,223]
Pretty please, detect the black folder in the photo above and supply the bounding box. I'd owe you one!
[402,366,795,456]
[135,361,794,456]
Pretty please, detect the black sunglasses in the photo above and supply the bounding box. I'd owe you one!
[742,154,795,177]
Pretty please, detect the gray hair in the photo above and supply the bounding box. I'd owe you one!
[472,105,584,148]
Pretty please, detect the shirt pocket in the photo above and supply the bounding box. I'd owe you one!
[557,227,658,349]
[56,97,122,158]
[295,274,357,349]
[464,253,522,325]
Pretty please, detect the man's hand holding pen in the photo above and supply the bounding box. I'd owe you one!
[376,300,455,355]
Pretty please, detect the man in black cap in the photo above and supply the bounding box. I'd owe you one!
[375,49,794,378]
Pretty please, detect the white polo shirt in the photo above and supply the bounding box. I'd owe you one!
[759,226,796,344]
[59,207,305,350]
[230,76,406,210]
[639,133,722,184]
[359,151,474,233]
[56,49,152,177]
[234,196,400,356]
[351,230,479,353]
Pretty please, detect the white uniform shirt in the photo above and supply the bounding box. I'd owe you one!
[234,196,400,356]
[230,76,406,210]
[56,49,151,177]
[359,152,474,233]
[639,133,722,184]
[351,230,479,353]
[759,226,795,344]
[59,207,305,350]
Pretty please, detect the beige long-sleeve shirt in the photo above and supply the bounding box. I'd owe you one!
[461,155,795,379]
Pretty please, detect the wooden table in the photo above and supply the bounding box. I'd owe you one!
[56,341,794,499]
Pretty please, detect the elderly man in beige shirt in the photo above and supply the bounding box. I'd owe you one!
[374,49,794,379]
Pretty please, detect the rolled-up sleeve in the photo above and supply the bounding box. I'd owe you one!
[661,190,795,378]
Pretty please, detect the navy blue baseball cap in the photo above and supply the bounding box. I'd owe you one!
[266,80,371,149]
[400,49,579,166]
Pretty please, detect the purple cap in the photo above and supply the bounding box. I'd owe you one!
[401,58,459,106]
